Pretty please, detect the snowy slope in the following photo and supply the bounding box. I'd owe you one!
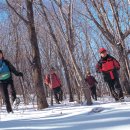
[0,97,130,130]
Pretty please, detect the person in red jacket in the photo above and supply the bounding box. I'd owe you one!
[85,71,98,101]
[44,67,63,104]
[96,48,124,101]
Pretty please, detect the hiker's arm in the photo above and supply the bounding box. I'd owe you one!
[96,61,102,73]
[5,60,23,76]
[113,58,120,70]
[92,76,98,84]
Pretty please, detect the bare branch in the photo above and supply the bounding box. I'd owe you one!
[123,29,130,39]
[82,0,115,44]
[6,0,29,25]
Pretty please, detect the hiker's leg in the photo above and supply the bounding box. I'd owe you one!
[10,80,16,103]
[0,83,4,105]
[2,83,13,113]
[90,87,94,99]
[58,87,63,102]
[92,85,97,100]
[107,80,118,101]
[114,78,124,99]
[53,88,60,104]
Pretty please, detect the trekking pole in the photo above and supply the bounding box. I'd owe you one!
[0,104,1,121]
[50,89,53,106]
[0,98,1,121]
[0,85,1,120]
[18,75,27,113]
[21,75,29,108]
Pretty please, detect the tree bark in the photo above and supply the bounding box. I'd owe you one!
[58,51,74,102]
[26,0,48,109]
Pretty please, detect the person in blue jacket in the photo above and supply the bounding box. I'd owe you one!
[0,50,23,113]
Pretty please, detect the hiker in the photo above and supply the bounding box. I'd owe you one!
[85,71,98,101]
[96,48,124,101]
[0,50,23,113]
[44,67,63,104]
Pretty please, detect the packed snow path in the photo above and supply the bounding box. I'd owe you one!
[0,97,130,130]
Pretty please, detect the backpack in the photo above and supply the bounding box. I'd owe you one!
[0,61,11,80]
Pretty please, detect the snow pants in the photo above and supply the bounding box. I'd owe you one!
[90,85,97,101]
[53,86,63,104]
[106,78,124,101]
[0,79,16,113]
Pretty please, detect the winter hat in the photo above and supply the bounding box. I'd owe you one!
[99,48,106,53]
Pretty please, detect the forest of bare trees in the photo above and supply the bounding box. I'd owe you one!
[0,0,130,109]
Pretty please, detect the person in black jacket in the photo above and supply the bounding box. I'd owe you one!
[96,48,124,101]
[0,50,23,113]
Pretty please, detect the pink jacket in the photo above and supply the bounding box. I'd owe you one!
[44,73,61,89]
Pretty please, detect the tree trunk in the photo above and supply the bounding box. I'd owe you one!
[54,0,92,105]
[58,51,74,102]
[26,0,48,109]
[117,44,130,94]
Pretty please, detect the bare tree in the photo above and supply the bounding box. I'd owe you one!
[81,0,130,94]
[42,0,92,105]
[6,0,48,109]
[37,0,74,102]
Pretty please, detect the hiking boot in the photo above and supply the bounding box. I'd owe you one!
[13,97,20,106]
[55,100,60,104]
[8,110,14,113]
[115,97,124,102]
[7,108,13,113]
[119,97,125,102]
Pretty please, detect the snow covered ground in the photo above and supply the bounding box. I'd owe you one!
[0,96,130,130]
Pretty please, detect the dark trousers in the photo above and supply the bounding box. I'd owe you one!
[106,78,124,101]
[0,80,16,113]
[53,86,63,103]
[90,85,97,101]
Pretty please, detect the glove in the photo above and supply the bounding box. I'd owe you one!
[18,72,23,77]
